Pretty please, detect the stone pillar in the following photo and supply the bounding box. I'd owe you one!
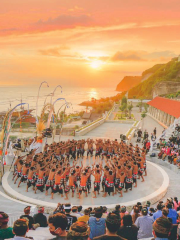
[167,114,171,126]
[171,116,175,125]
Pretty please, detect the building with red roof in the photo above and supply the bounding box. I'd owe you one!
[147,97,180,127]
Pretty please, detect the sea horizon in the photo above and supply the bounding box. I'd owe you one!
[0,86,119,115]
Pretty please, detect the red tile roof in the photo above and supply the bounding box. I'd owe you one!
[147,97,180,118]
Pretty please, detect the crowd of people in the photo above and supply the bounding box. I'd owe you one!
[158,124,180,168]
[1,197,180,240]
[12,139,147,199]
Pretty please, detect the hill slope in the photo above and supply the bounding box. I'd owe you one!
[128,58,180,99]
[116,76,142,92]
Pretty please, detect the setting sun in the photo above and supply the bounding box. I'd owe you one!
[90,60,104,69]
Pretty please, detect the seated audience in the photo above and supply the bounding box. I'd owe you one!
[64,204,77,231]
[0,212,14,239]
[153,217,172,240]
[12,219,30,240]
[88,207,106,240]
[117,214,138,240]
[153,204,162,220]
[48,213,68,239]
[135,207,154,239]
[20,206,34,230]
[93,213,125,239]
[67,221,90,240]
[33,206,48,227]
[78,209,90,223]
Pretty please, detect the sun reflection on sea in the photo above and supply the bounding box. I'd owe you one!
[88,89,99,100]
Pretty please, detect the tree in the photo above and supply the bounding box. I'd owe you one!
[139,98,143,112]
[141,112,146,131]
[119,104,126,118]
[128,103,133,118]
[121,96,127,106]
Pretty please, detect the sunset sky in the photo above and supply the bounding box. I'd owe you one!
[1,0,180,88]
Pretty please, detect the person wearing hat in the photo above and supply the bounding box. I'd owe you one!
[0,212,15,239]
[67,221,90,240]
[48,213,68,240]
[93,213,125,239]
[153,217,172,240]
[135,207,154,239]
[33,206,47,227]
[88,207,106,239]
[20,206,34,230]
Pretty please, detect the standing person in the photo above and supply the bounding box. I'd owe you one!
[33,207,47,227]
[131,206,140,224]
[117,215,138,240]
[154,127,157,136]
[93,213,125,240]
[135,207,154,239]
[88,207,106,240]
[48,213,68,240]
[20,206,34,230]
[0,212,15,239]
[12,219,30,240]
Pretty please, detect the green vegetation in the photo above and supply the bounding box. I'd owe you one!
[12,122,32,128]
[129,58,180,99]
[119,96,134,119]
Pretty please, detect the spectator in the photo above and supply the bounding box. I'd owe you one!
[177,213,180,240]
[153,217,172,240]
[33,207,48,227]
[113,205,121,220]
[88,207,105,239]
[78,209,90,223]
[153,204,162,220]
[71,207,81,219]
[162,208,169,218]
[149,208,155,217]
[64,204,77,231]
[93,213,124,240]
[48,213,68,239]
[118,214,138,240]
[53,203,64,214]
[0,212,14,239]
[135,207,154,239]
[174,197,179,211]
[67,221,90,240]
[12,219,30,240]
[132,206,140,224]
[167,203,178,224]
[120,206,127,226]
[102,207,108,219]
[20,206,34,230]
[77,206,84,216]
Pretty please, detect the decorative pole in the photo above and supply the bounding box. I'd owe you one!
[36,81,49,125]
[50,85,62,105]
[1,103,29,178]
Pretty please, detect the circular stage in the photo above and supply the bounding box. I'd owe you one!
[2,161,169,210]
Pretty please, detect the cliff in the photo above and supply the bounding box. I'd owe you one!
[128,57,180,99]
[116,76,142,92]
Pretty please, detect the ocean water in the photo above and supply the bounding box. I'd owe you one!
[0,86,118,115]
